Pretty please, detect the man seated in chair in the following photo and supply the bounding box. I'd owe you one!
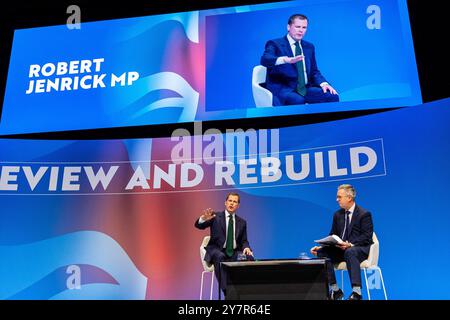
[260,14,339,106]
[310,184,373,300]
[194,192,254,296]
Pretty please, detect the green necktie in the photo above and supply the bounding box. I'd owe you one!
[226,214,234,257]
[294,41,307,96]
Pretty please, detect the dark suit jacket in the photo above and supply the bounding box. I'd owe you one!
[329,205,374,250]
[195,211,250,264]
[260,36,327,104]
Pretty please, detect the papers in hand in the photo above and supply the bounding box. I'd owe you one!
[314,234,344,246]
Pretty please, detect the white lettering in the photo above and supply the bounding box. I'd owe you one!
[350,146,377,174]
[0,166,20,191]
[215,161,235,186]
[180,163,203,188]
[126,166,150,190]
[84,166,119,190]
[62,167,81,191]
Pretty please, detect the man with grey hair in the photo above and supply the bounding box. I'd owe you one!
[311,184,373,300]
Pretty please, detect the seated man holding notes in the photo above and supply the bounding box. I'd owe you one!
[310,184,373,300]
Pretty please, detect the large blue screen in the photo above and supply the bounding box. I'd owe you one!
[206,0,421,111]
[0,0,421,135]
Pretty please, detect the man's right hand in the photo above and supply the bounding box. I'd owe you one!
[310,246,322,256]
[284,55,304,64]
[200,208,216,221]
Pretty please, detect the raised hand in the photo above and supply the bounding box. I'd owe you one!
[200,208,216,221]
[285,55,304,64]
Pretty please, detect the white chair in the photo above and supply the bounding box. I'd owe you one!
[199,236,215,300]
[334,232,387,300]
[252,65,273,107]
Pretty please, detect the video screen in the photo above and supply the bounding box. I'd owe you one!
[0,0,420,135]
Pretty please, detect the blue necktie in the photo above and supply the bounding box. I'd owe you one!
[294,41,307,96]
[342,211,350,241]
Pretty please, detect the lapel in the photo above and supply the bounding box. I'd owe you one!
[234,215,241,238]
[282,36,294,57]
[339,209,346,235]
[220,211,226,234]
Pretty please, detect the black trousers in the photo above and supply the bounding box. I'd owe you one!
[210,249,254,294]
[317,245,369,287]
[212,250,238,294]
[277,86,340,105]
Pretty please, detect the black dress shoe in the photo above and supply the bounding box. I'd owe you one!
[347,292,362,300]
[330,289,344,300]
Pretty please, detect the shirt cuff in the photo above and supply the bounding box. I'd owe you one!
[320,82,329,87]
[198,217,206,224]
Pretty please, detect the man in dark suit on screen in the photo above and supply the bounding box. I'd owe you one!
[311,184,373,300]
[195,192,253,296]
[260,14,339,106]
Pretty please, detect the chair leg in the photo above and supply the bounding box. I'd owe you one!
[338,267,387,300]
[200,271,206,300]
[363,268,371,300]
[209,271,214,300]
[376,267,388,300]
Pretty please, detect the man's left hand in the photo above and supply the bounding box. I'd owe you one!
[337,241,352,250]
[321,83,338,95]
[243,247,253,256]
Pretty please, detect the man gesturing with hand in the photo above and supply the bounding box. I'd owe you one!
[195,192,253,296]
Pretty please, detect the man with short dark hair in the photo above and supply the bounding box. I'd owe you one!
[261,14,339,106]
[311,184,373,300]
[195,192,254,296]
